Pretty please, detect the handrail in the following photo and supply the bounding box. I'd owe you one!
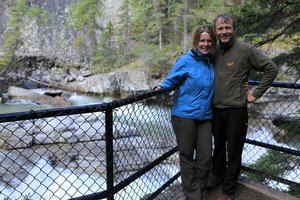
[0,81,298,199]
[248,80,300,89]
[0,85,178,123]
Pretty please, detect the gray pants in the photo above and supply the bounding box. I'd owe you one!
[172,116,212,200]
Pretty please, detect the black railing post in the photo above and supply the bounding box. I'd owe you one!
[105,108,114,200]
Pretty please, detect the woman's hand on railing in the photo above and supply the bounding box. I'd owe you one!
[153,85,162,91]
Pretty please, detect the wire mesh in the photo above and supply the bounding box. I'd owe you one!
[0,88,180,200]
[242,83,300,197]
[0,111,108,199]
[111,91,179,200]
[0,83,299,199]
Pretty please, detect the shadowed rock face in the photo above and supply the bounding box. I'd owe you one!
[0,0,122,67]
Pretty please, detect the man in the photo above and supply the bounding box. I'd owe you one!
[208,13,278,200]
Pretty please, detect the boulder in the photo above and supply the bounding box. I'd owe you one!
[7,86,71,107]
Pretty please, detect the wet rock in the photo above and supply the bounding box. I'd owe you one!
[7,86,71,107]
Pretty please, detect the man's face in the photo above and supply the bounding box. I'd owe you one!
[215,19,234,44]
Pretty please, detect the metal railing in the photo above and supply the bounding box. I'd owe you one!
[241,81,300,196]
[0,86,180,200]
[0,82,299,199]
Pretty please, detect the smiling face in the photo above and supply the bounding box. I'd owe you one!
[196,32,213,55]
[215,18,234,44]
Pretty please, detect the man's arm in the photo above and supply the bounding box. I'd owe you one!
[248,47,279,100]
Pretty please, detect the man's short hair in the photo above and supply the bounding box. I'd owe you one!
[214,13,236,29]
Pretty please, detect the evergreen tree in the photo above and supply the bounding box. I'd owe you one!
[233,0,300,81]
[182,0,189,51]
[234,0,300,47]
[117,0,133,65]
[68,0,102,66]
[167,1,183,47]
[93,21,117,72]
[0,0,47,70]
[0,0,26,70]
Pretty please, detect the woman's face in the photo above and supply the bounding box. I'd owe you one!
[197,32,212,55]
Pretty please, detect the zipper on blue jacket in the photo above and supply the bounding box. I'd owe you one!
[188,83,190,104]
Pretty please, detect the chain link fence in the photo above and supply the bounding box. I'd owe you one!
[0,82,299,199]
[0,86,179,200]
[242,81,300,198]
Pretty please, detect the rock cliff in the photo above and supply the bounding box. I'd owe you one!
[0,0,160,95]
[0,0,121,65]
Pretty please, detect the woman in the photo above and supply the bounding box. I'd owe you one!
[155,26,216,200]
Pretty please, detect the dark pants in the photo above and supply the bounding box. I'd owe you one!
[172,116,212,200]
[211,106,248,195]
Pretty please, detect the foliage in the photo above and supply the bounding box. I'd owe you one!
[130,1,153,43]
[233,0,300,46]
[1,0,233,73]
[116,0,134,65]
[274,118,300,144]
[273,47,300,76]
[245,150,297,185]
[0,0,26,69]
[2,0,299,80]
[232,0,300,81]
[131,44,182,76]
[0,0,49,70]
[92,21,117,73]
[68,0,103,66]
[27,4,48,26]
[68,0,100,29]
[244,147,300,196]
[127,0,227,75]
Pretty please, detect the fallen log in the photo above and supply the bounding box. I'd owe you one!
[27,76,52,87]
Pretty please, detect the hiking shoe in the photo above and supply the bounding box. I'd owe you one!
[207,175,223,190]
[217,193,234,200]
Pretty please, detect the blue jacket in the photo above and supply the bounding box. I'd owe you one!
[160,49,214,120]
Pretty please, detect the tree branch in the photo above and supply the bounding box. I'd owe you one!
[255,18,300,47]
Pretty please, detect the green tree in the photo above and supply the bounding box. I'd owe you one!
[68,0,102,66]
[129,0,221,75]
[234,0,300,47]
[93,21,117,72]
[0,0,28,70]
[0,0,48,70]
[233,0,300,81]
[131,1,153,43]
[116,0,134,65]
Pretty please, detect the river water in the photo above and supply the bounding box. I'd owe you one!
[0,89,115,114]
[0,89,179,199]
[0,89,298,199]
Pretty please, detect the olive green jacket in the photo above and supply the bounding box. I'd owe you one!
[213,37,278,108]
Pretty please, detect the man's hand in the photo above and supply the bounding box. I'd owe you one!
[247,91,257,103]
[244,82,250,90]
[244,82,257,103]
